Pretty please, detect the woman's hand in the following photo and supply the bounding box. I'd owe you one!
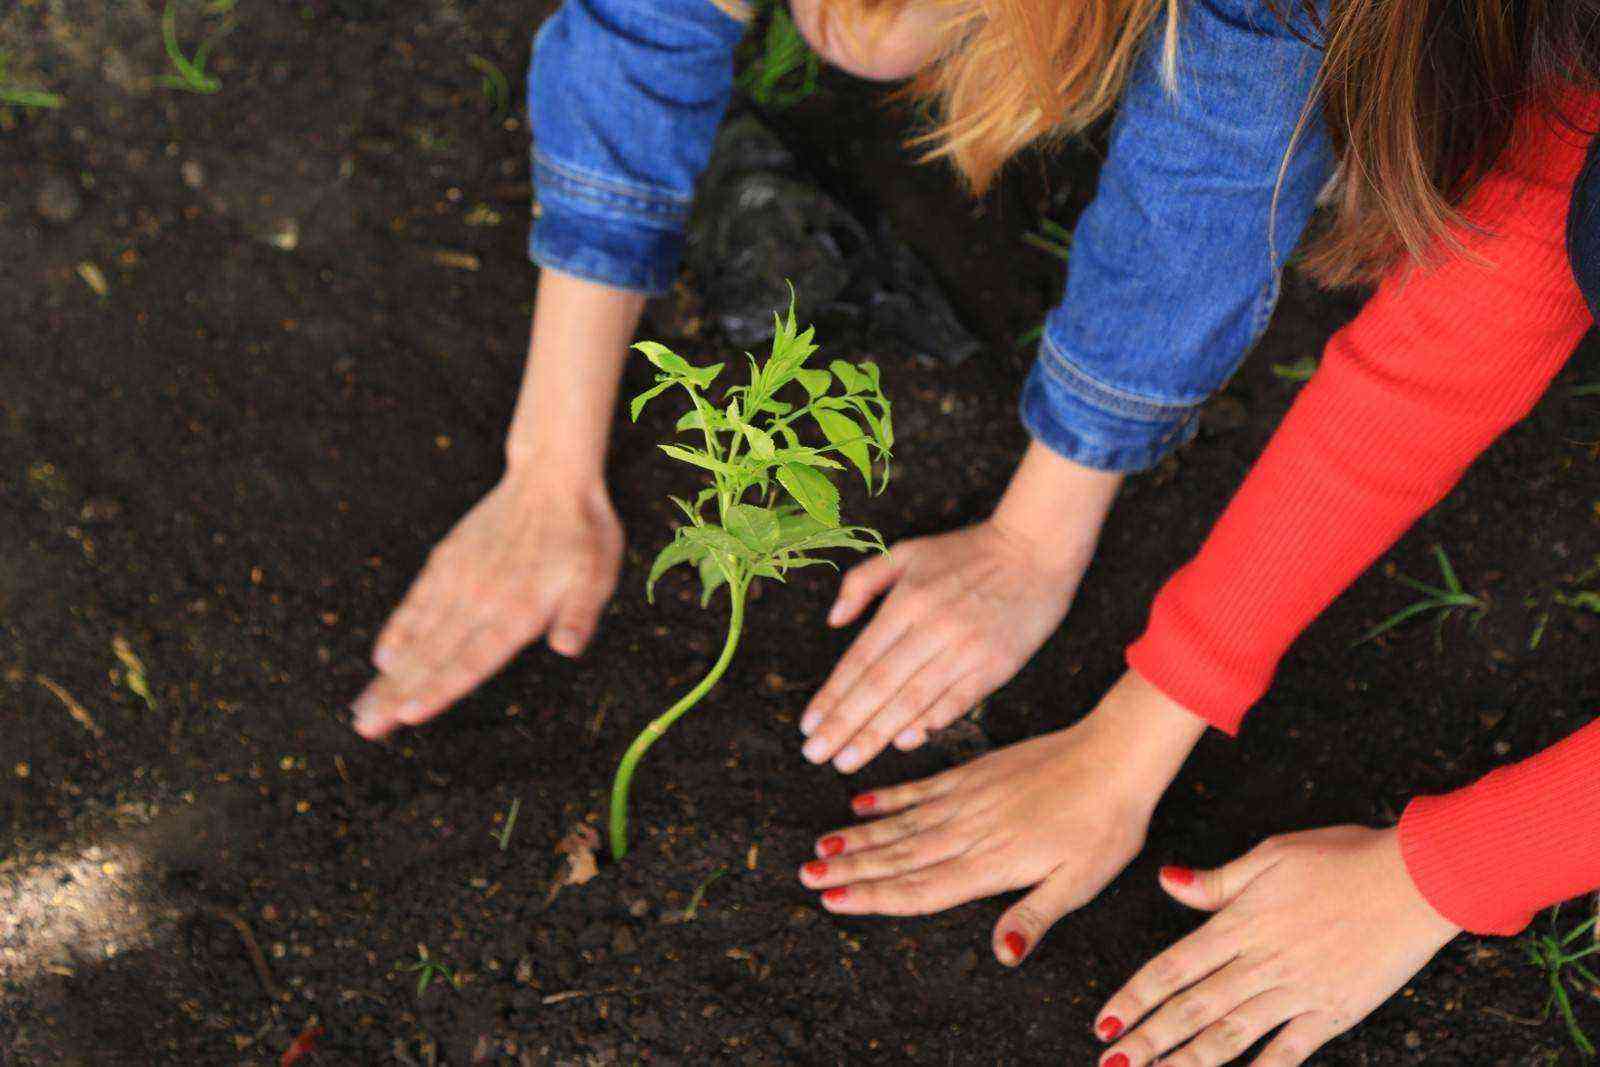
[799,671,1206,962]
[799,441,1120,774]
[1093,826,1460,1067]
[351,470,623,740]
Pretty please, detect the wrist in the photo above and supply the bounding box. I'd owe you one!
[1080,669,1208,811]
[990,440,1122,569]
[503,441,607,495]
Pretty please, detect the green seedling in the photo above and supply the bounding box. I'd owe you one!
[737,1,820,108]
[609,291,893,861]
[683,866,729,921]
[158,0,234,94]
[1573,382,1600,399]
[1272,356,1320,383]
[1522,907,1600,1057]
[0,51,64,109]
[467,54,509,120]
[1022,218,1073,263]
[403,944,458,996]
[1357,544,1487,649]
[492,797,521,851]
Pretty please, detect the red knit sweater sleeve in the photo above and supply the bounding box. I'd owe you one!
[1125,96,1598,934]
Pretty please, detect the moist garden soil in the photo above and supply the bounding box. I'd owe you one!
[3,1,1599,1063]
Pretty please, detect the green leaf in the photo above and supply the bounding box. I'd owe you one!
[630,380,674,421]
[811,408,872,490]
[726,503,781,554]
[770,446,842,470]
[776,463,839,526]
[680,523,752,561]
[675,407,729,434]
[633,341,722,388]
[795,367,832,401]
[659,444,731,474]
[741,423,776,459]
[645,537,706,603]
[829,359,868,394]
[698,553,728,607]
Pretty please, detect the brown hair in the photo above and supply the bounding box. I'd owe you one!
[836,0,1600,285]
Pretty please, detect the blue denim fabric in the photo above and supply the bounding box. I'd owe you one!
[1021,0,1332,470]
[1568,133,1600,320]
[527,0,747,293]
[527,0,1330,469]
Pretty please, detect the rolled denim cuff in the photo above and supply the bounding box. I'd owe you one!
[1019,345,1201,473]
[529,204,685,296]
[529,152,691,295]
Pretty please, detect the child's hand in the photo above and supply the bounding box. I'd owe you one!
[1093,826,1460,1067]
[799,671,1205,961]
[351,469,622,739]
[799,440,1119,774]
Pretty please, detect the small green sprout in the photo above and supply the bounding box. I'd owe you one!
[1573,382,1600,399]
[737,1,820,108]
[683,866,730,921]
[1357,545,1487,649]
[1022,218,1073,263]
[492,797,521,851]
[1271,356,1320,383]
[467,54,509,121]
[609,290,892,861]
[403,944,458,996]
[0,51,64,110]
[1522,906,1600,1057]
[158,0,234,95]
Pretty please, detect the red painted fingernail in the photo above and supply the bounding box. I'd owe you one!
[818,835,846,857]
[1104,1055,1129,1067]
[1003,931,1027,960]
[803,860,828,879]
[822,887,848,904]
[1161,865,1196,885]
[851,793,877,814]
[1097,1016,1123,1041]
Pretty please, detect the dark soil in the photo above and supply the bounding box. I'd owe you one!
[3,2,1599,1064]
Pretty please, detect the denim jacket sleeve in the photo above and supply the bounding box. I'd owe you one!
[527,0,748,294]
[1021,0,1334,472]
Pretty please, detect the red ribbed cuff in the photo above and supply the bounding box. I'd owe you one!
[1126,612,1266,737]
[1399,718,1600,937]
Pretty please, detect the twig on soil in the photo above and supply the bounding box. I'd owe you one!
[205,905,285,1002]
[541,986,624,1005]
[492,797,521,852]
[684,866,730,921]
[35,674,104,738]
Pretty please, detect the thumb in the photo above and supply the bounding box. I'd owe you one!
[992,870,1088,967]
[827,547,909,627]
[1158,840,1281,912]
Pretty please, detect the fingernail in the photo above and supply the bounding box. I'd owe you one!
[1104,1055,1129,1067]
[551,630,581,656]
[833,745,862,773]
[396,699,426,724]
[818,835,846,857]
[373,647,396,672]
[822,887,848,904]
[1160,865,1196,886]
[851,792,877,814]
[1003,930,1027,962]
[893,727,922,749]
[1097,1016,1123,1041]
[801,736,829,764]
[827,603,846,626]
[799,709,821,736]
[803,860,828,880]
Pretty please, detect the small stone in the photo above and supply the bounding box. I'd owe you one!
[628,899,650,919]
[515,956,535,984]
[36,174,82,224]
[1404,1030,1422,1050]
[1202,395,1250,434]
[181,160,205,189]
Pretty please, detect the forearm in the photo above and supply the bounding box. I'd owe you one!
[1128,97,1596,734]
[1401,715,1600,935]
[506,269,646,481]
[989,440,1123,572]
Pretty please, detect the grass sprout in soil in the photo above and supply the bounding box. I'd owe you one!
[609,291,893,861]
